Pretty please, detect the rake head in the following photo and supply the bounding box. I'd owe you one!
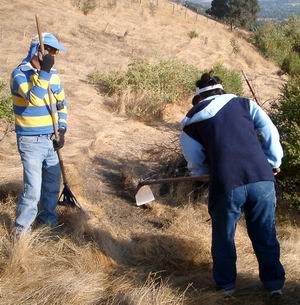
[58,183,83,210]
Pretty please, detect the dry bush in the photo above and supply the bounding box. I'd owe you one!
[143,139,208,205]
[72,0,97,15]
[230,38,240,54]
[107,0,117,9]
[149,1,158,17]
[120,137,209,205]
[187,30,198,39]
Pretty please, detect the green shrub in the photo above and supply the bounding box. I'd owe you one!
[281,52,300,76]
[88,59,199,120]
[0,81,13,121]
[88,60,243,121]
[209,64,244,96]
[254,17,300,76]
[272,77,300,208]
[187,30,198,39]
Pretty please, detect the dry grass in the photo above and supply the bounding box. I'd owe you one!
[105,89,167,121]
[1,178,300,305]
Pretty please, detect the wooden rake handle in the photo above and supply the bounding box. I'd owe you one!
[35,15,68,185]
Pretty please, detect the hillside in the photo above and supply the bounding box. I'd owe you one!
[0,0,299,305]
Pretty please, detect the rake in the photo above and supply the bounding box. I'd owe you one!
[135,175,209,206]
[35,15,83,211]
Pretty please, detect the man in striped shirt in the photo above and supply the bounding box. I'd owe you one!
[10,33,68,235]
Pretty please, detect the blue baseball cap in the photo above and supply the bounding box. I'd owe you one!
[42,33,66,51]
[21,32,66,65]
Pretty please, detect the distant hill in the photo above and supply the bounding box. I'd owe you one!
[187,0,300,20]
[259,0,300,20]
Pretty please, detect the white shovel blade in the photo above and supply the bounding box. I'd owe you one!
[135,185,155,206]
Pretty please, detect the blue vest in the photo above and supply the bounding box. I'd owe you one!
[183,97,275,198]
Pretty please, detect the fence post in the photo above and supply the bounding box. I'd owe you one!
[185,6,187,19]
[195,9,198,22]
[172,3,175,15]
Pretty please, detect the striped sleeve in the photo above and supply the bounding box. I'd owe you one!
[12,70,51,106]
[51,74,68,130]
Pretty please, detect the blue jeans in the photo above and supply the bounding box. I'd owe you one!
[209,181,285,291]
[16,135,61,233]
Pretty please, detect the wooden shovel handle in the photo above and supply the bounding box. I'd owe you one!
[138,175,209,187]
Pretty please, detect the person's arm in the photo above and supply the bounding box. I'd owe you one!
[51,74,68,150]
[180,130,209,176]
[249,100,283,168]
[11,54,54,106]
[52,74,68,130]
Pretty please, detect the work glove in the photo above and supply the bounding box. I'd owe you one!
[273,168,281,176]
[40,53,55,73]
[53,128,66,151]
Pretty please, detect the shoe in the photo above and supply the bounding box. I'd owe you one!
[270,289,282,298]
[221,289,235,298]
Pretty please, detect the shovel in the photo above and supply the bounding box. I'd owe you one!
[35,15,83,211]
[135,175,209,206]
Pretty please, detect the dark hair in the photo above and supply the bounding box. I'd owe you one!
[193,71,225,105]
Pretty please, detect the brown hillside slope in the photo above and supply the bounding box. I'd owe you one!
[0,1,299,305]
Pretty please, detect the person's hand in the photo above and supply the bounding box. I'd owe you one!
[53,128,66,151]
[273,168,281,176]
[40,53,55,73]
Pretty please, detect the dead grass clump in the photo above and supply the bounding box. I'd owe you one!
[279,226,300,280]
[127,205,211,274]
[72,0,97,15]
[149,1,158,17]
[106,89,166,121]
[187,30,198,39]
[130,232,210,273]
[108,274,186,305]
[0,226,114,305]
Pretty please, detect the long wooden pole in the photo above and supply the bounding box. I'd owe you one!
[242,70,261,106]
[138,175,209,188]
[35,15,68,185]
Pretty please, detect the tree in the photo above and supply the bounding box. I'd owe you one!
[207,0,229,19]
[227,0,260,29]
[207,0,260,30]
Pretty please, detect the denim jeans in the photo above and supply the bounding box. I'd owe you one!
[209,181,285,291]
[16,135,61,233]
